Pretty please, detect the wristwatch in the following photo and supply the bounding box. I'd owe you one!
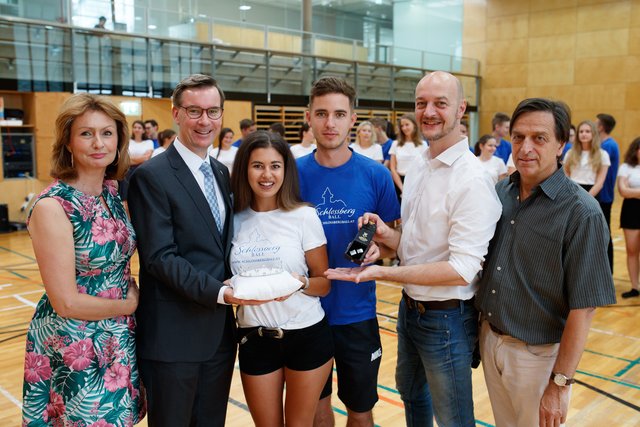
[550,372,575,386]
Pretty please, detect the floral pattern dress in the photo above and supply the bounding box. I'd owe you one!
[22,180,146,427]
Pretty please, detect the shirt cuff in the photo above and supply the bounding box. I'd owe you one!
[448,258,480,284]
[217,285,230,305]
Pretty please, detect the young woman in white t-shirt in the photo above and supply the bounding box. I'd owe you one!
[128,120,155,165]
[350,120,383,162]
[290,122,317,159]
[563,120,610,197]
[119,120,154,201]
[229,130,333,426]
[474,135,507,184]
[389,113,427,197]
[210,127,238,173]
[619,137,640,298]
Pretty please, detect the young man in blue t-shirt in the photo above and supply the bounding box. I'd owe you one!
[297,76,400,427]
[491,112,512,164]
[370,117,394,167]
[232,118,257,147]
[596,113,620,272]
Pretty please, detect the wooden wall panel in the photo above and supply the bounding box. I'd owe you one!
[527,60,574,87]
[577,2,631,31]
[625,83,640,110]
[529,35,576,62]
[629,28,640,54]
[524,85,576,107]
[632,0,640,27]
[32,92,71,179]
[222,100,253,144]
[529,8,577,37]
[576,29,629,58]
[486,14,529,40]
[484,64,528,89]
[530,0,578,12]
[485,39,528,65]
[140,98,174,133]
[464,0,640,152]
[487,0,531,18]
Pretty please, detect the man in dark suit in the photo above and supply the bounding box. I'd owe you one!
[129,74,257,426]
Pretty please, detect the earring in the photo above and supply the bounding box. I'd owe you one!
[112,149,120,166]
[70,153,74,168]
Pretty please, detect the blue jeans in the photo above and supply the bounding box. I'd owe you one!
[395,297,478,427]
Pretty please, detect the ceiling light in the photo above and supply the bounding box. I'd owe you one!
[239,5,251,11]
[148,24,157,30]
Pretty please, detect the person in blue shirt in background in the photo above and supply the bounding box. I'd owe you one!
[491,112,511,164]
[370,117,394,167]
[232,118,257,147]
[596,113,620,272]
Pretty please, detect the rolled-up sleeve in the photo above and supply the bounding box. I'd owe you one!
[448,174,502,283]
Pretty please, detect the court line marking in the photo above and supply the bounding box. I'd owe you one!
[577,370,640,391]
[584,348,634,363]
[0,246,36,262]
[615,357,640,378]
[0,290,42,299]
[7,270,28,279]
[13,295,37,308]
[0,305,33,313]
[0,383,22,409]
[590,327,640,342]
[376,281,403,289]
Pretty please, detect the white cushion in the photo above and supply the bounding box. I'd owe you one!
[230,268,303,300]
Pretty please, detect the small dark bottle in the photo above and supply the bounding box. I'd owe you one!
[344,221,377,264]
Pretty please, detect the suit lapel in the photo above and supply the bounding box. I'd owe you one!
[167,146,223,252]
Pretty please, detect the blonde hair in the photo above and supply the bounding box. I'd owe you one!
[51,93,130,181]
[355,121,377,147]
[564,120,602,175]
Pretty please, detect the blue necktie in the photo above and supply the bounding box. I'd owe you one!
[199,161,223,233]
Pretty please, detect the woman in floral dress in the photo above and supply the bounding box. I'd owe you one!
[22,94,146,426]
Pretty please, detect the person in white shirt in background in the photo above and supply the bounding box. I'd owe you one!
[351,120,383,163]
[563,120,610,198]
[474,134,508,184]
[210,127,239,173]
[619,137,640,299]
[119,119,155,203]
[290,122,317,159]
[129,119,155,164]
[389,113,427,198]
[152,129,176,157]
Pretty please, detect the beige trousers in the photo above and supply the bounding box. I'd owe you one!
[479,320,570,427]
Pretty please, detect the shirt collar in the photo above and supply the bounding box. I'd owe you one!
[425,137,470,167]
[509,163,565,200]
[174,138,210,173]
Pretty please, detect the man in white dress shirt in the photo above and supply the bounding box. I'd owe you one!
[327,71,502,426]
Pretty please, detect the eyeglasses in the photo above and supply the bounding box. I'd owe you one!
[178,105,223,120]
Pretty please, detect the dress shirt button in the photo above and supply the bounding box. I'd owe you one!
[510,220,515,225]
[492,289,496,294]
[488,312,492,317]
[497,266,502,271]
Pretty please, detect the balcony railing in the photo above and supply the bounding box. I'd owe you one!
[0,15,480,108]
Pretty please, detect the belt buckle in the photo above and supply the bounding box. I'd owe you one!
[258,327,284,339]
[417,303,426,314]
